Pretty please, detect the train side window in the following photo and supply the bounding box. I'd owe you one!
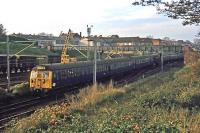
[64,70,67,78]
[53,73,56,79]
[73,68,76,77]
[71,69,73,77]
[73,68,75,77]
[59,71,62,79]
[69,69,72,77]
[77,68,79,77]
[67,69,70,77]
[84,68,87,75]
[76,68,79,76]
[81,68,85,75]
[72,68,75,77]
[56,71,59,80]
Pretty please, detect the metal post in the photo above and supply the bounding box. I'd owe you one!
[6,35,10,90]
[98,50,101,60]
[87,38,90,61]
[161,46,163,72]
[87,25,92,61]
[93,41,97,84]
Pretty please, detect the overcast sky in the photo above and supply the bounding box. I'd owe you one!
[0,0,199,41]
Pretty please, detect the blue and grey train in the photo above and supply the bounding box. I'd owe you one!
[30,53,183,92]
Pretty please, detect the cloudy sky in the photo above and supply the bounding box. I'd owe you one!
[0,0,199,41]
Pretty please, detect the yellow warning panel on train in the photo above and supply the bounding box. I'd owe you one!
[36,66,45,70]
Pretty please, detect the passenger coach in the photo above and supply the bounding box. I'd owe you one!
[30,54,157,92]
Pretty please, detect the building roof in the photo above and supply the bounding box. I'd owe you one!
[13,34,60,41]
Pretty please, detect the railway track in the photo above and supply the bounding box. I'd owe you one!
[0,61,183,132]
[115,61,183,87]
[0,97,42,129]
[0,95,65,131]
[0,88,72,132]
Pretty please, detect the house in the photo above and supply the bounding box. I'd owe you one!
[13,31,82,50]
[79,36,142,46]
[59,32,81,45]
[139,38,152,45]
[12,33,58,48]
[112,37,141,46]
[152,39,161,46]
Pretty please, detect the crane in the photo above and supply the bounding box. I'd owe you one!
[61,30,71,64]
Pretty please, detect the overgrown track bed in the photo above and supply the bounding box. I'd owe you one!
[0,90,74,131]
[0,95,66,131]
[0,97,43,125]
[0,97,41,117]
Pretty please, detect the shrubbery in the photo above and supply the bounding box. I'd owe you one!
[9,82,30,96]
[0,87,13,102]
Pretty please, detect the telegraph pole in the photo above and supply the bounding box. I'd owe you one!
[93,41,97,84]
[87,25,93,61]
[6,35,10,90]
[161,46,163,72]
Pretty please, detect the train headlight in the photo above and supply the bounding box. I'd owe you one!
[53,83,56,87]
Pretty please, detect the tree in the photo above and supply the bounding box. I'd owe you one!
[132,0,200,26]
[193,38,200,45]
[163,37,170,41]
[0,24,6,36]
[146,35,154,38]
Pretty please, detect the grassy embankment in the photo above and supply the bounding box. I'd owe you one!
[0,35,56,55]
[5,61,200,133]
[0,43,56,55]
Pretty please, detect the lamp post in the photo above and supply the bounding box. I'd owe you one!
[161,45,163,72]
[87,25,93,61]
[93,41,97,85]
[6,35,10,90]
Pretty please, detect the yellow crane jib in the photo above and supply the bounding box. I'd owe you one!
[61,30,71,64]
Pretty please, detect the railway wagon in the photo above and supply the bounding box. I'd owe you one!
[0,55,17,73]
[29,54,160,92]
[0,54,60,74]
[18,56,37,72]
[48,55,61,64]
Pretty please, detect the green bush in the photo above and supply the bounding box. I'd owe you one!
[9,82,30,96]
[0,87,13,102]
[176,88,200,108]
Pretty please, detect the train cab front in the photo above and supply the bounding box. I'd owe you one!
[30,66,52,93]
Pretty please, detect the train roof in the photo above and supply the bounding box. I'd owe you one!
[38,57,129,70]
[34,54,158,71]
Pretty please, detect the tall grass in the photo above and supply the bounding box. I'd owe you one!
[6,82,124,133]
[70,81,125,109]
